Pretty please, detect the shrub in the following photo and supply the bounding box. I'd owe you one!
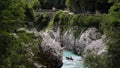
[100,3,120,68]
[48,11,101,38]
[34,13,50,31]
[83,15,101,28]
[24,7,36,22]
[0,31,30,68]
[84,53,111,68]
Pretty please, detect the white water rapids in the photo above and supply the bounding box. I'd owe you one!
[62,50,84,68]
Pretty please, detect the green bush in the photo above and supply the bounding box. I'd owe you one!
[83,15,101,27]
[24,7,36,22]
[100,3,120,68]
[0,0,42,68]
[48,11,73,32]
[48,11,101,38]
[84,53,111,68]
[34,13,50,31]
[83,3,120,68]
[0,31,30,68]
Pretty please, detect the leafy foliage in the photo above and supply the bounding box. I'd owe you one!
[0,0,40,68]
[34,13,50,31]
[101,2,120,68]
[0,32,28,68]
[24,7,36,22]
[65,0,111,13]
[0,0,25,32]
[84,53,111,68]
[39,0,66,9]
[48,11,101,38]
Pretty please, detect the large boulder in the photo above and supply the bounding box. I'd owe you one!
[39,33,63,68]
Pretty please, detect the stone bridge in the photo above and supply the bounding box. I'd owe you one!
[35,9,57,18]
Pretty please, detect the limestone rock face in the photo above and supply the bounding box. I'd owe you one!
[44,27,106,56]
[39,33,63,68]
[83,38,106,57]
[61,29,75,52]
[61,28,102,55]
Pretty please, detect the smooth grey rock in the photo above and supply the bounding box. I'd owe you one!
[60,28,102,55]
[42,27,105,56]
[39,34,63,68]
[61,29,75,52]
[83,38,107,57]
[33,63,46,68]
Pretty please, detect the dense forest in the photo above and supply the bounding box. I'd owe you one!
[0,0,120,68]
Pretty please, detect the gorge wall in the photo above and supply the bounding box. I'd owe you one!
[40,27,106,57]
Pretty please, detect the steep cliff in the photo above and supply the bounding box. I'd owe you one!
[42,27,106,57]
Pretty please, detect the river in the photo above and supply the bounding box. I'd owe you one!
[62,50,84,68]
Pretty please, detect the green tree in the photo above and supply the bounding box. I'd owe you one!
[65,0,111,13]
[0,0,39,68]
[0,0,25,32]
[100,2,120,68]
[39,0,66,9]
[84,53,111,68]
[34,14,50,31]
[54,0,66,9]
[24,0,40,22]
[39,0,55,9]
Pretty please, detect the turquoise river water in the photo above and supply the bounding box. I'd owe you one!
[62,50,84,68]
